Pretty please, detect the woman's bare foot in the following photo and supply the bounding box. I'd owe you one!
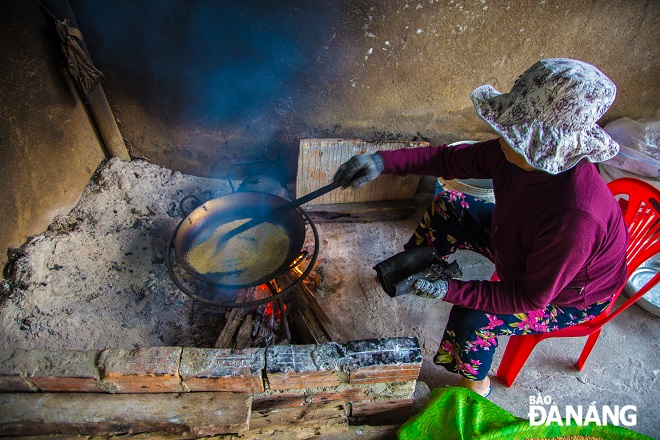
[458,376,491,397]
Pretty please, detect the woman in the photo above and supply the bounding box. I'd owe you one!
[333,58,628,397]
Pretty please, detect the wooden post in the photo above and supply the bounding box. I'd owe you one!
[88,85,131,160]
[40,0,130,160]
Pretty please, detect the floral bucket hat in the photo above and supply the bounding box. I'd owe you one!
[471,58,619,174]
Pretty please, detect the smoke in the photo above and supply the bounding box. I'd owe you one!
[70,0,340,125]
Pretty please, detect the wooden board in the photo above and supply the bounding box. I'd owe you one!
[242,401,348,439]
[305,200,416,223]
[0,392,251,437]
[296,139,428,206]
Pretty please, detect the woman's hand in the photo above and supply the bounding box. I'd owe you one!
[333,153,384,188]
[413,279,449,300]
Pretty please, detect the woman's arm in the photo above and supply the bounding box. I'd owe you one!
[443,210,606,314]
[378,138,501,179]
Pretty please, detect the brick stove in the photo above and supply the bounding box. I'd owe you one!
[0,337,423,437]
[0,154,427,437]
[164,160,344,351]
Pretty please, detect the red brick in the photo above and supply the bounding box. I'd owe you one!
[98,346,183,393]
[0,376,35,392]
[265,343,345,390]
[28,350,104,392]
[349,365,421,384]
[179,347,264,393]
[346,337,422,384]
[268,370,340,390]
[0,350,39,392]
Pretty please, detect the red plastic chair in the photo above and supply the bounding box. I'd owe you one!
[495,177,660,387]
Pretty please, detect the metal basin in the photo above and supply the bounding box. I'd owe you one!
[438,140,495,203]
[624,258,660,317]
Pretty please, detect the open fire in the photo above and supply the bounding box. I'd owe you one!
[250,285,290,346]
[214,257,339,349]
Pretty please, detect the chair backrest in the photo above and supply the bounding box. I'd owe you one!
[605,177,660,321]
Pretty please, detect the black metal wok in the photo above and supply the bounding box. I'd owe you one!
[165,157,339,307]
[174,191,307,289]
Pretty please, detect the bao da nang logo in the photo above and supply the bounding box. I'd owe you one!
[528,395,637,427]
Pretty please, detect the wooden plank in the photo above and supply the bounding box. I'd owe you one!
[350,398,414,418]
[17,423,399,439]
[242,401,348,439]
[252,392,307,411]
[297,139,427,206]
[315,424,400,439]
[309,386,369,404]
[305,200,416,223]
[0,392,251,437]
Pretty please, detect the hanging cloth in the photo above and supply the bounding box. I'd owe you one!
[54,18,104,102]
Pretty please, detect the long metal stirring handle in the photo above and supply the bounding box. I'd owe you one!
[268,181,341,219]
[216,181,341,249]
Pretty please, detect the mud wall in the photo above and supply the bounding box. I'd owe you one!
[71,0,659,179]
[0,1,107,271]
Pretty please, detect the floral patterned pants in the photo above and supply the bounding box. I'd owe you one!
[407,190,612,380]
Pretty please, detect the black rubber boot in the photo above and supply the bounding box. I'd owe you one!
[373,247,462,297]
[373,247,441,297]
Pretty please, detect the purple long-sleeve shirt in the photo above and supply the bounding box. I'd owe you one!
[378,138,628,314]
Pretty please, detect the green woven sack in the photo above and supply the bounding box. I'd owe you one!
[398,387,650,440]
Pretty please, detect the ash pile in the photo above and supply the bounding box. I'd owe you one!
[0,158,233,350]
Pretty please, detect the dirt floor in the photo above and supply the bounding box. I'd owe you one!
[1,158,658,437]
